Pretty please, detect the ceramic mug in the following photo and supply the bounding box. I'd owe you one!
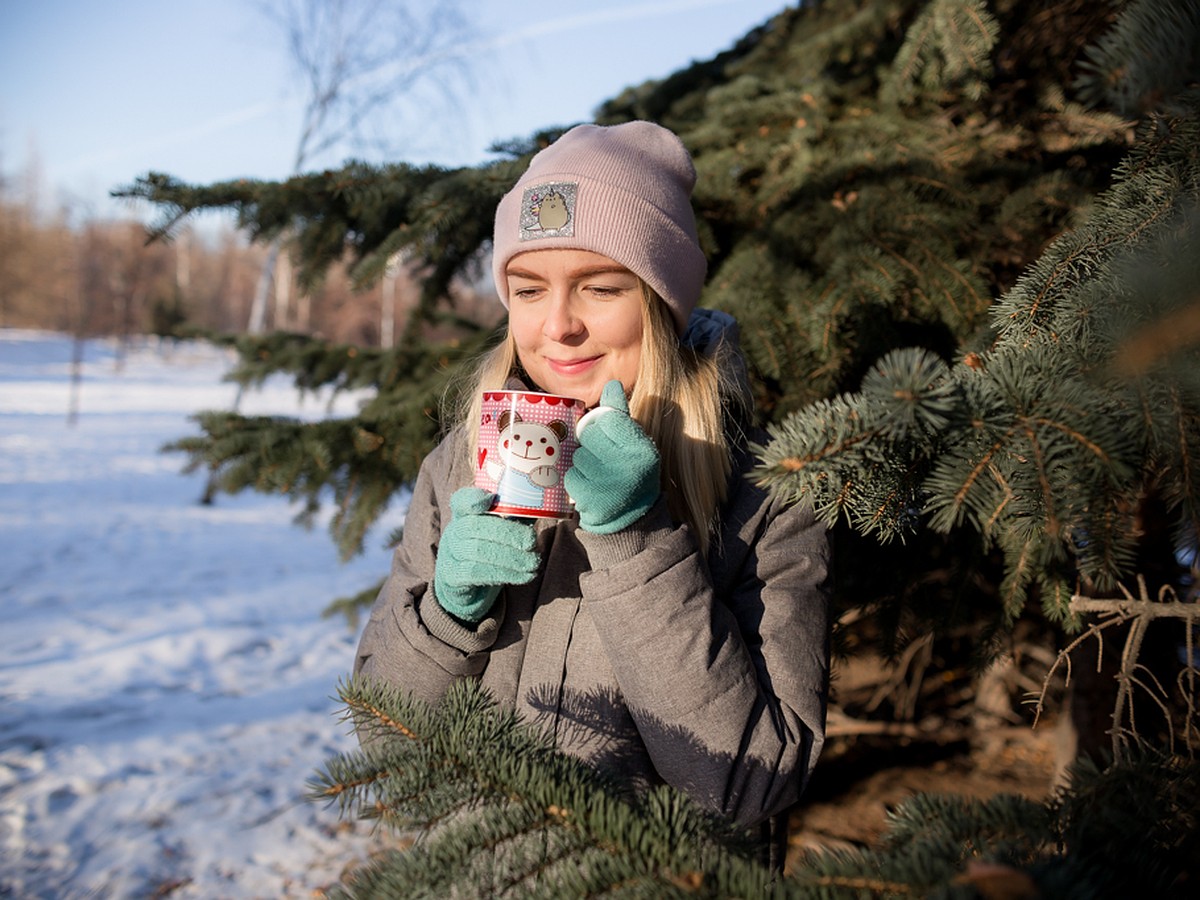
[474,390,586,518]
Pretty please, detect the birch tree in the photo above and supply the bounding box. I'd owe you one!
[247,0,478,334]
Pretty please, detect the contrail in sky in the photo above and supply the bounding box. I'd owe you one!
[483,0,762,47]
[63,0,760,176]
[65,103,281,174]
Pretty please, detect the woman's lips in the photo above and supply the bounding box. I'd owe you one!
[546,355,600,377]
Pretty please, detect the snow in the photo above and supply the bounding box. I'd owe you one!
[0,330,406,898]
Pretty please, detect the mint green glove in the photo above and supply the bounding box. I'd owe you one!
[565,380,661,534]
[433,487,539,623]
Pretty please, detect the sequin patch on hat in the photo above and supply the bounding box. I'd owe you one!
[518,182,576,241]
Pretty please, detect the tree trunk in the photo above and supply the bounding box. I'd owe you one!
[247,238,281,334]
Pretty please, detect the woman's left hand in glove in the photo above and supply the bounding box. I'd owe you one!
[565,380,660,534]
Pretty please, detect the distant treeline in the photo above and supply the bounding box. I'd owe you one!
[0,194,488,345]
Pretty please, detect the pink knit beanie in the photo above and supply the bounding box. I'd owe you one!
[492,121,707,334]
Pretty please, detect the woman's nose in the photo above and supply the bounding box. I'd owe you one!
[543,292,583,341]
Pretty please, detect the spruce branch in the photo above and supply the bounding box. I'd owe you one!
[115,160,516,302]
[884,0,1000,105]
[757,85,1200,617]
[317,678,1196,896]
[163,324,500,559]
[784,750,1200,898]
[755,347,953,539]
[321,578,387,629]
[1074,0,1200,117]
[311,678,775,898]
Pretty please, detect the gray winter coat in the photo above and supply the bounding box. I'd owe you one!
[355,325,831,829]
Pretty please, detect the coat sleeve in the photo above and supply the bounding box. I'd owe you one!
[576,485,831,827]
[354,432,503,707]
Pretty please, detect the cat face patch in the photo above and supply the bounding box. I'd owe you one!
[518,181,577,241]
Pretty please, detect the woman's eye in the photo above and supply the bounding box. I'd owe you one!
[587,285,623,298]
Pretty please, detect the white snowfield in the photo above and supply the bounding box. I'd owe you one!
[0,331,405,898]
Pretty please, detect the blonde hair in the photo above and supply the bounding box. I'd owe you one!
[453,286,737,554]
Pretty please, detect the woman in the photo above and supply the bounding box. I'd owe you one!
[355,121,830,837]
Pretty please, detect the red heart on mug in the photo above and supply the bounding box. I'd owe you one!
[477,447,487,470]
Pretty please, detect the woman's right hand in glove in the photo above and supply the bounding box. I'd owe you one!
[433,487,540,624]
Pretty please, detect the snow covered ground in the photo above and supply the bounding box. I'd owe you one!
[0,330,406,898]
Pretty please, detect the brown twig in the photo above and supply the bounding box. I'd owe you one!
[1029,576,1200,764]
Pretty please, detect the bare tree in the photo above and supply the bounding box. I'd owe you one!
[247,0,480,335]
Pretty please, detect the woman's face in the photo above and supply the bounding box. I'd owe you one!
[505,248,643,408]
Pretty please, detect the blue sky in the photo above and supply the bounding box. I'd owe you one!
[1,0,792,223]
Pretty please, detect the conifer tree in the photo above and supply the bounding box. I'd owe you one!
[120,0,1200,893]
